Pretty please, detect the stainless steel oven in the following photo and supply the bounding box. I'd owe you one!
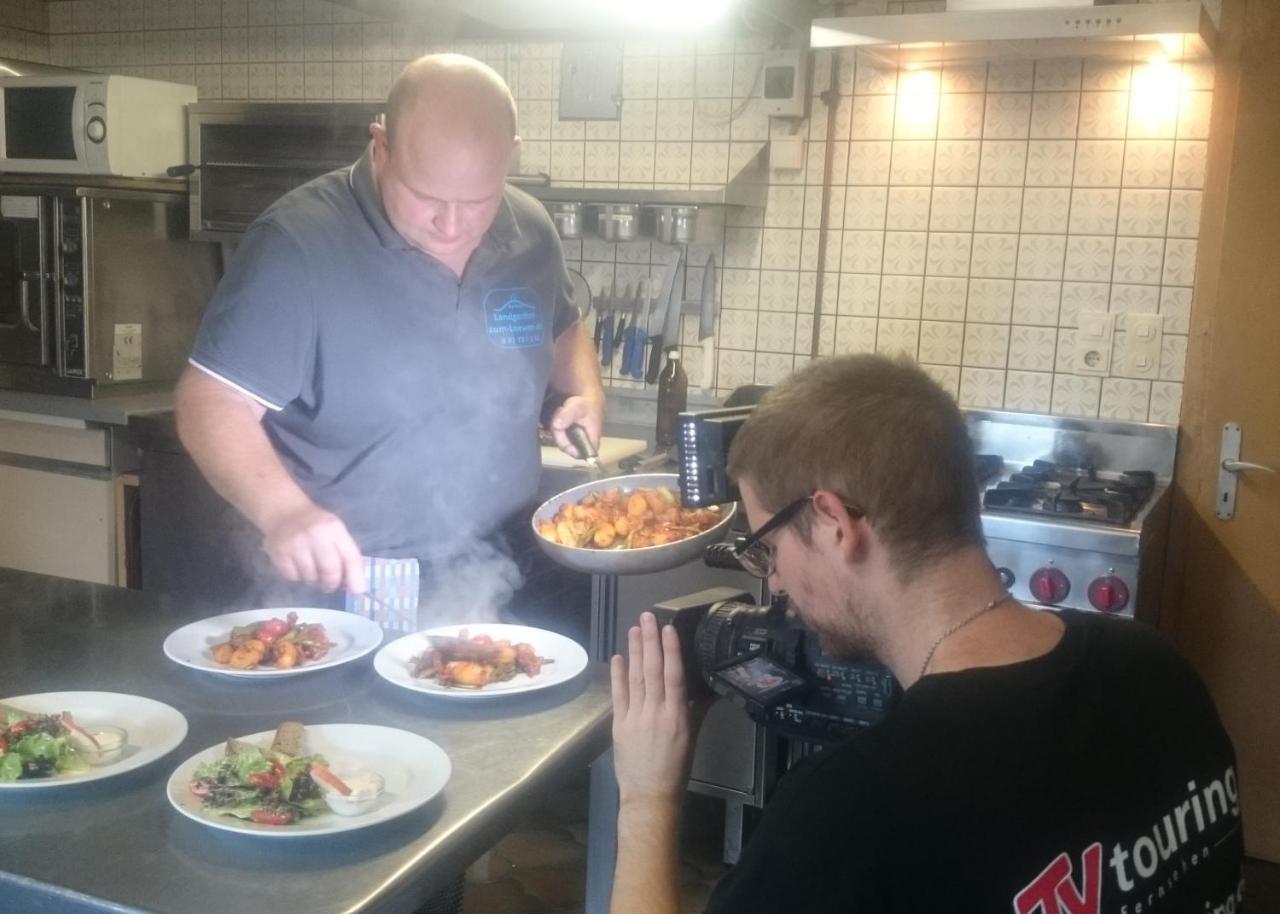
[0,175,220,396]
[186,102,383,243]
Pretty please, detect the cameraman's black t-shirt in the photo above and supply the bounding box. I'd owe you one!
[703,610,1244,914]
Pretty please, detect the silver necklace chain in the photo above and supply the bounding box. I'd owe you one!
[918,591,1014,681]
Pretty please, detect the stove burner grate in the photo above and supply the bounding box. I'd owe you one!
[982,460,1155,525]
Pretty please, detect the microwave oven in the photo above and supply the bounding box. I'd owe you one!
[0,74,195,178]
[0,176,220,397]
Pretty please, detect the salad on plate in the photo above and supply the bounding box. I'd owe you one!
[187,720,382,826]
[0,703,127,781]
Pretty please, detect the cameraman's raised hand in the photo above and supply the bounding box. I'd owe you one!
[609,612,697,914]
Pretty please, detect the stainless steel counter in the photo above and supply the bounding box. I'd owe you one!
[0,569,612,914]
[0,387,174,427]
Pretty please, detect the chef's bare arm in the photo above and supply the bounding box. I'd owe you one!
[173,365,367,594]
[546,319,607,455]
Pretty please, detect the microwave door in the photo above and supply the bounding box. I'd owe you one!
[0,195,50,367]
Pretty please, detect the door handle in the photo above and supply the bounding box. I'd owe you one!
[1217,422,1274,520]
[18,271,44,332]
[1221,459,1275,474]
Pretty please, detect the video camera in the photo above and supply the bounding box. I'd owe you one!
[657,407,901,744]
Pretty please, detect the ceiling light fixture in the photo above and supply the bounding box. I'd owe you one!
[613,0,737,29]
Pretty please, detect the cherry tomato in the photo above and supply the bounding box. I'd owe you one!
[189,780,211,798]
[251,807,294,826]
[248,759,285,790]
[473,634,493,646]
[7,720,32,738]
[255,618,290,644]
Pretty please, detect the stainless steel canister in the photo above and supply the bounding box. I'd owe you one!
[550,202,582,239]
[597,204,639,242]
[650,205,698,244]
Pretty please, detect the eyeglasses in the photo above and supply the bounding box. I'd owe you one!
[734,494,862,579]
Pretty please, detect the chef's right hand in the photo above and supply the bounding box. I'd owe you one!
[261,504,367,594]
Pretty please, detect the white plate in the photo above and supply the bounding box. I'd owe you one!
[373,624,589,699]
[167,724,450,837]
[0,691,188,790]
[163,608,384,679]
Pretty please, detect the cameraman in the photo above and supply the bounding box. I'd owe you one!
[609,354,1244,914]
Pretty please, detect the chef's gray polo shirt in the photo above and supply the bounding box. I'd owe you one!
[190,152,579,559]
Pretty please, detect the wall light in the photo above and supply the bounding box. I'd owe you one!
[897,67,940,134]
[612,0,737,29]
[1131,59,1183,131]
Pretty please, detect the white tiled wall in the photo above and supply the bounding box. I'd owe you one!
[0,0,48,61]
[28,0,1214,423]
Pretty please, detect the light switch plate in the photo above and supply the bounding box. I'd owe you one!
[559,42,622,121]
[1117,312,1163,378]
[770,136,805,171]
[1073,310,1115,376]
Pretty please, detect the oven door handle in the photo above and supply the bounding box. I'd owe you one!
[18,271,45,333]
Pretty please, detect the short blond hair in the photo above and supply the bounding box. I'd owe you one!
[727,355,984,575]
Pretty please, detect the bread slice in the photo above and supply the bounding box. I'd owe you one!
[0,702,32,721]
[224,737,255,756]
[270,720,306,757]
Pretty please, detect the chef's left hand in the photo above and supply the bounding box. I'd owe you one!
[548,393,604,458]
[611,612,699,806]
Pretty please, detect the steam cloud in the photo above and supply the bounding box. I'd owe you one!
[417,536,525,628]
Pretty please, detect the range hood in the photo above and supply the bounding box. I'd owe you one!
[330,0,808,38]
[811,1,1215,67]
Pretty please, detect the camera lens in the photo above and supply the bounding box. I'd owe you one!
[694,600,779,682]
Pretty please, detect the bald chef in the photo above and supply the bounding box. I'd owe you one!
[175,54,604,606]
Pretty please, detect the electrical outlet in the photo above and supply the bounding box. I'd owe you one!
[1074,311,1115,376]
[1117,312,1163,379]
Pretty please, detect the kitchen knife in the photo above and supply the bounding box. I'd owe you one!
[619,280,641,378]
[660,249,686,355]
[628,281,653,379]
[698,253,717,392]
[592,301,605,354]
[647,248,684,384]
[627,279,650,376]
[599,297,615,367]
[612,283,630,350]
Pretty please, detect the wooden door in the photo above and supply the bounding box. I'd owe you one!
[1162,0,1280,862]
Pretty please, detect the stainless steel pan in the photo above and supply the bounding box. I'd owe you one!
[531,473,737,575]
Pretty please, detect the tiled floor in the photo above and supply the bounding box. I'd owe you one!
[462,768,731,914]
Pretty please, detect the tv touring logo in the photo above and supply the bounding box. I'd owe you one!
[1012,765,1241,914]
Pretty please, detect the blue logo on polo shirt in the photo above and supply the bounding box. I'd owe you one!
[484,288,544,349]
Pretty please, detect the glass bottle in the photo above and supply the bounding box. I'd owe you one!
[655,346,688,450]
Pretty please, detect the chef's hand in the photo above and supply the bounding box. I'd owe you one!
[611,612,700,805]
[261,503,367,595]
[548,393,604,459]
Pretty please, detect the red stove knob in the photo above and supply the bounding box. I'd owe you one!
[1087,574,1130,613]
[1029,566,1071,605]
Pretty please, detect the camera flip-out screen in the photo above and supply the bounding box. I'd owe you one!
[710,650,810,712]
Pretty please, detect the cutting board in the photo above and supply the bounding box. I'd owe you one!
[540,436,648,469]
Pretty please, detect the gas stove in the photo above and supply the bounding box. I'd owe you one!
[676,404,1177,621]
[967,411,1177,620]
